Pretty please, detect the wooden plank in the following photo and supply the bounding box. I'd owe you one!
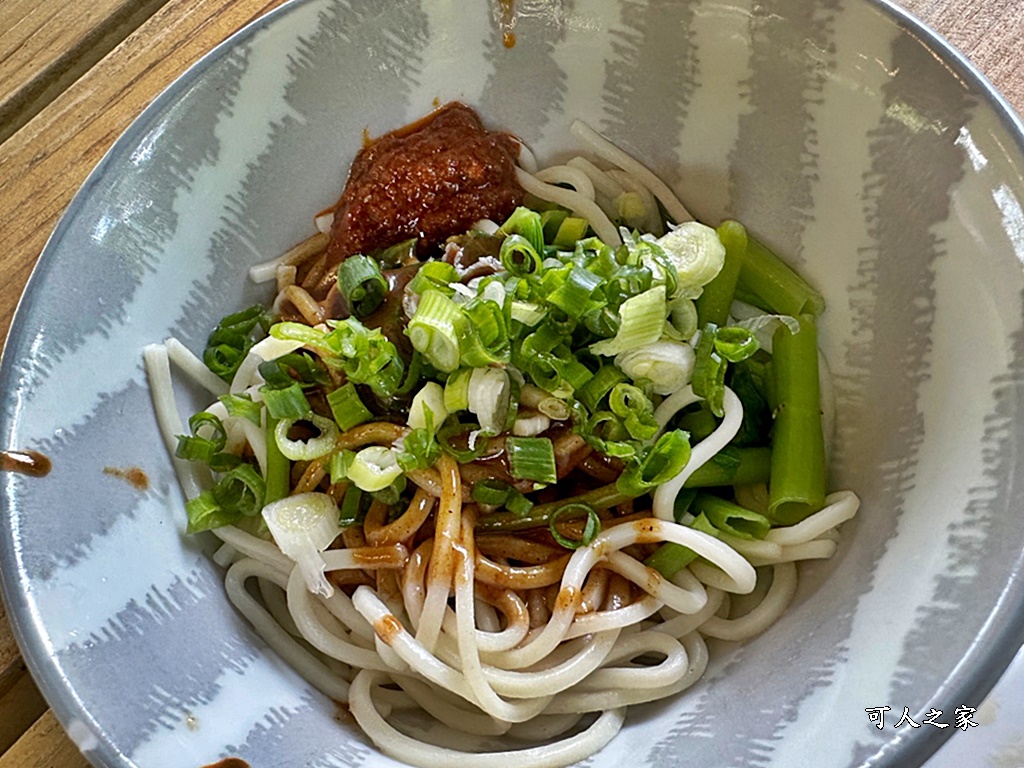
[0,711,88,768]
[0,0,289,347]
[0,0,173,144]
[0,667,47,755]
[0,603,22,700]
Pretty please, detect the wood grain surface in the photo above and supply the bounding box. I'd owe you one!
[0,0,1021,765]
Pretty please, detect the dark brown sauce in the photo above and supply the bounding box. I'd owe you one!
[200,759,250,768]
[0,450,52,477]
[103,466,149,491]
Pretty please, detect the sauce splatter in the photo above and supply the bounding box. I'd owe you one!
[103,466,149,491]
[373,613,404,645]
[0,450,52,477]
[499,0,516,48]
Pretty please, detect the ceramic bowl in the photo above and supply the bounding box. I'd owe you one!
[2,0,1024,766]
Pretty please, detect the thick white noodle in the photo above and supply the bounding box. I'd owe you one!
[142,343,211,500]
[516,141,539,174]
[534,165,597,201]
[515,168,621,246]
[746,539,838,567]
[653,384,700,434]
[654,587,727,639]
[765,490,860,546]
[699,563,798,642]
[653,388,743,521]
[570,120,693,224]
[351,668,626,768]
[164,337,229,396]
[212,525,293,574]
[566,156,624,200]
[225,558,350,700]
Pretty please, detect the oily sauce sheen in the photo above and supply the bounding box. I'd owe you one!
[0,450,52,477]
[307,102,524,296]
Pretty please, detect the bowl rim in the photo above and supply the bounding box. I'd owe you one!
[1,0,1023,766]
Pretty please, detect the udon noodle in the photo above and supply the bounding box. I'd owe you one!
[146,106,859,767]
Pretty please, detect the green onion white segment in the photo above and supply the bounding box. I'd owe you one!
[145,121,860,768]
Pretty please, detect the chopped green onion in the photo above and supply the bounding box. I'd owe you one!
[498,207,546,255]
[577,364,628,411]
[714,327,759,363]
[692,493,771,540]
[468,367,511,435]
[408,260,459,295]
[175,411,227,464]
[258,353,327,389]
[372,475,407,506]
[375,237,418,268]
[339,485,365,527]
[654,222,726,300]
[218,393,262,425]
[691,324,726,417]
[549,503,601,550]
[409,382,447,432]
[615,340,696,396]
[203,305,269,383]
[347,446,403,492]
[397,428,441,471]
[274,413,339,461]
[590,285,667,356]
[616,429,692,497]
[499,234,543,276]
[546,265,604,317]
[327,383,373,432]
[329,450,356,484]
[271,319,404,397]
[506,488,534,516]
[541,209,569,242]
[461,298,511,367]
[443,369,472,413]
[437,420,489,463]
[471,479,511,506]
[185,462,266,534]
[261,382,311,420]
[553,217,589,248]
[337,254,387,317]
[608,383,658,441]
[407,289,466,373]
[506,436,557,485]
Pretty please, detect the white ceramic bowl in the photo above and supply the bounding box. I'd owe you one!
[2,0,1024,766]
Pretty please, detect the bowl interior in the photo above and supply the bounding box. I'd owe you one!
[2,0,1024,766]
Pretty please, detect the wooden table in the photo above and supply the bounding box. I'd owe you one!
[0,0,1021,765]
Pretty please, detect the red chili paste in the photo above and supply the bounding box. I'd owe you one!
[304,102,524,297]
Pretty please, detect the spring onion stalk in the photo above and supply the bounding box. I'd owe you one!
[474,446,772,532]
[506,436,557,485]
[407,289,466,373]
[691,325,727,417]
[590,285,666,356]
[695,220,747,327]
[409,382,448,432]
[274,413,339,461]
[655,222,726,299]
[347,446,404,492]
[327,383,373,431]
[262,492,345,596]
[768,314,826,524]
[337,254,387,317]
[643,513,719,579]
[338,484,364,526]
[692,493,771,540]
[714,327,760,362]
[737,236,826,317]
